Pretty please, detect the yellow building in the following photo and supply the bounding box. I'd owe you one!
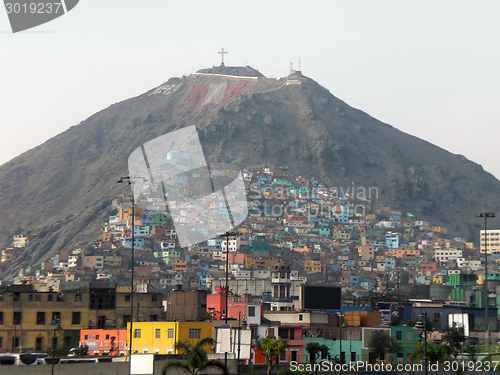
[171,259,187,273]
[430,226,448,235]
[244,256,277,269]
[304,260,321,274]
[127,321,212,354]
[1,248,15,263]
[432,275,444,284]
[0,285,90,352]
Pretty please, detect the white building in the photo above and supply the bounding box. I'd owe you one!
[252,269,271,279]
[12,235,28,248]
[480,229,500,254]
[221,237,240,253]
[234,270,251,279]
[457,258,481,271]
[434,248,463,263]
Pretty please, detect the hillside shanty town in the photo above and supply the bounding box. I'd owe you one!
[0,165,498,370]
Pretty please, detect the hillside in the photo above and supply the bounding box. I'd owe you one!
[0,66,499,278]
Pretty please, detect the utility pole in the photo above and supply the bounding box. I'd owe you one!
[220,231,240,371]
[477,212,495,346]
[117,176,135,375]
[237,311,242,375]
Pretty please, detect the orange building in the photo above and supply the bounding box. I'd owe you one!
[228,253,245,264]
[394,249,420,258]
[80,329,127,356]
[420,262,437,273]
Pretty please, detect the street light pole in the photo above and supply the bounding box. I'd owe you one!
[424,313,427,375]
[118,176,135,374]
[237,311,242,375]
[415,312,427,375]
[477,212,495,346]
[220,231,239,370]
[51,318,62,375]
[338,313,346,375]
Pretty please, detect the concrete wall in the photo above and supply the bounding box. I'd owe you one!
[0,359,237,375]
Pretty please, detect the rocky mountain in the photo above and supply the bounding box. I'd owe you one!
[0,65,499,278]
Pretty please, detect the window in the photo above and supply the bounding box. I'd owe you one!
[267,328,274,338]
[72,312,81,325]
[96,335,100,340]
[13,312,22,325]
[396,331,402,340]
[123,315,131,327]
[351,352,356,362]
[397,352,404,363]
[125,295,131,302]
[298,314,303,321]
[0,312,3,325]
[29,294,33,301]
[407,330,413,340]
[189,329,201,339]
[36,312,46,325]
[0,337,3,348]
[290,329,295,340]
[84,335,88,340]
[52,312,61,325]
[12,337,20,351]
[150,315,158,321]
[48,294,53,302]
[155,329,161,338]
[278,328,289,339]
[75,294,82,302]
[134,329,141,338]
[248,306,256,317]
[106,335,109,340]
[291,350,297,362]
[152,295,157,302]
[36,337,43,351]
[35,294,41,302]
[168,329,174,338]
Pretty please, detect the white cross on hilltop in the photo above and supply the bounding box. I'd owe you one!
[218,48,228,66]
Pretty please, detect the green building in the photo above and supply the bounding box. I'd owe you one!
[391,326,419,364]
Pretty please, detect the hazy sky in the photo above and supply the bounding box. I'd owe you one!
[1,1,499,180]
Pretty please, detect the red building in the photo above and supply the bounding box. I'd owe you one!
[207,287,263,321]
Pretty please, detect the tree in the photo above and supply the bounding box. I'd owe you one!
[442,323,466,357]
[73,345,89,357]
[48,344,70,358]
[305,342,330,375]
[367,330,398,363]
[305,342,321,364]
[257,337,287,375]
[161,337,228,375]
[463,343,478,362]
[305,342,330,363]
[410,342,451,375]
[319,344,330,360]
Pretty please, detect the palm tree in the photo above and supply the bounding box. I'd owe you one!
[305,342,330,375]
[257,337,287,375]
[161,337,228,375]
[305,342,322,364]
[305,342,330,362]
